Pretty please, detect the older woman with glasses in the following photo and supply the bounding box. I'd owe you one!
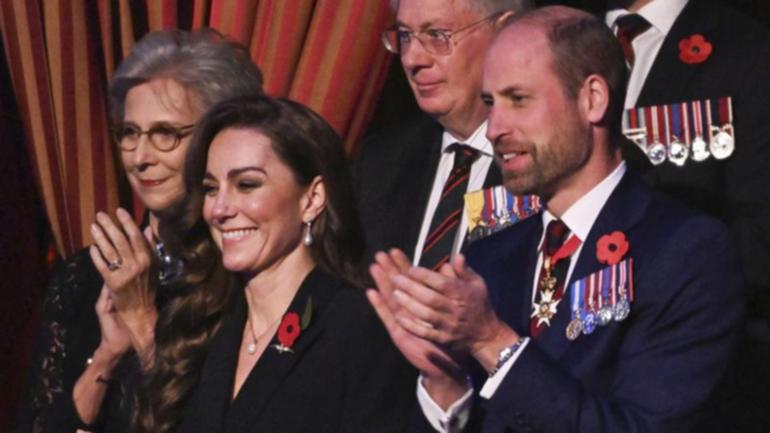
[15,28,262,433]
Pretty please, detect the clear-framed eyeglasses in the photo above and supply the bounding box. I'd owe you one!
[381,12,503,56]
[113,123,195,152]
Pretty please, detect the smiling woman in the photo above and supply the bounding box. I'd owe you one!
[151,95,416,433]
[203,128,316,275]
[14,28,264,433]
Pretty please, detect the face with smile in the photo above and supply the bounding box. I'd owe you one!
[396,0,497,137]
[482,25,592,199]
[120,78,201,212]
[202,128,314,275]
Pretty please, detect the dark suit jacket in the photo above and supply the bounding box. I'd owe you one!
[459,171,743,433]
[176,269,418,433]
[353,111,502,263]
[623,0,770,315]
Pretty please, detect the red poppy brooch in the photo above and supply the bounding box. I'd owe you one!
[272,296,313,354]
[679,34,712,64]
[596,231,630,265]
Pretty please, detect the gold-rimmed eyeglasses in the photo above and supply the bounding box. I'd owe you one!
[381,12,502,56]
[113,123,195,152]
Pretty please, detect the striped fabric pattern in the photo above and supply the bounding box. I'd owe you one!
[0,0,120,256]
[419,144,479,271]
[0,0,392,257]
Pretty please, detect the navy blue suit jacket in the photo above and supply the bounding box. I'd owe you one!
[462,171,744,433]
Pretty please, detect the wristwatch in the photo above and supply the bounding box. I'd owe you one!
[490,339,523,377]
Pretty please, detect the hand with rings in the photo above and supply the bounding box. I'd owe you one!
[107,258,122,272]
[88,208,159,361]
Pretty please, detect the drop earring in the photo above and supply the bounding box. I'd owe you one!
[303,220,313,246]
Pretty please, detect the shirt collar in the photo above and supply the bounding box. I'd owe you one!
[606,0,688,36]
[441,121,493,157]
[541,161,627,242]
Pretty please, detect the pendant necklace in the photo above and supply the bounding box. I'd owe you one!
[246,316,281,355]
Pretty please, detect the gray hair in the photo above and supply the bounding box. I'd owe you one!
[389,0,534,15]
[108,28,263,124]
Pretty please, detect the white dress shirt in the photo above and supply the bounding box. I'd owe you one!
[418,162,628,432]
[606,0,688,108]
[412,121,494,265]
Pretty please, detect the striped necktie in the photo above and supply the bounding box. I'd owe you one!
[418,143,479,270]
[615,14,651,68]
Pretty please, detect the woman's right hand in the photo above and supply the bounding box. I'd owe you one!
[89,208,158,365]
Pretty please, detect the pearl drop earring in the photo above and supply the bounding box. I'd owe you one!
[303,220,313,246]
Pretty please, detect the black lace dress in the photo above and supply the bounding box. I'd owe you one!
[14,249,142,433]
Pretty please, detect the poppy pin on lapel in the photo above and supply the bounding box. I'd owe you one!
[679,34,712,64]
[272,296,313,354]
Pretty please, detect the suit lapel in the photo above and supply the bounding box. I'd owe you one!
[534,173,650,359]
[484,216,543,334]
[189,295,245,433]
[637,2,719,106]
[225,269,336,433]
[400,121,444,255]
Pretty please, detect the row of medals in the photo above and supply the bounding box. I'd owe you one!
[533,258,632,341]
[470,196,540,241]
[625,123,734,166]
[565,287,630,341]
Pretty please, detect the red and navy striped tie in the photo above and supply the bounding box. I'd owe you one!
[615,14,650,68]
[419,143,479,271]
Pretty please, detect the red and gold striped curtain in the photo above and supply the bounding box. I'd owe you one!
[0,0,393,258]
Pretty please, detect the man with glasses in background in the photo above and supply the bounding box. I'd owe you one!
[353,0,533,270]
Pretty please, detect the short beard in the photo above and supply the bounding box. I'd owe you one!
[501,128,591,201]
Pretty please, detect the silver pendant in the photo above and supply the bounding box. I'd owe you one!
[647,141,667,165]
[247,342,257,355]
[690,136,710,162]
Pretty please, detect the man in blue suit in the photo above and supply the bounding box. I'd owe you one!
[367,6,744,433]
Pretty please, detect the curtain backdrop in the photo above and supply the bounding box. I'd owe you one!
[0,0,393,258]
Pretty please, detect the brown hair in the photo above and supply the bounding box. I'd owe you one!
[121,28,263,433]
[505,6,627,137]
[177,95,365,284]
[141,95,365,433]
